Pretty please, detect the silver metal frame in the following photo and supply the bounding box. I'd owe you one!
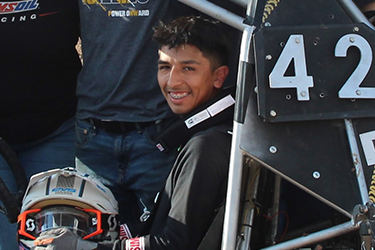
[177,0,375,249]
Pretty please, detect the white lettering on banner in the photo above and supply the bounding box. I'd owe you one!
[1,13,36,22]
[359,130,375,166]
[109,9,149,17]
[110,10,126,17]
[207,94,235,117]
[185,110,210,129]
[138,9,149,16]
[184,94,235,129]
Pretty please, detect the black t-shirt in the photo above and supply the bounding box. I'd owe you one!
[0,0,81,143]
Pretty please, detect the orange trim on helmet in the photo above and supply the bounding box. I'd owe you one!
[17,208,42,240]
[82,208,103,240]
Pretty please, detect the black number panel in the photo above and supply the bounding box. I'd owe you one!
[254,23,375,122]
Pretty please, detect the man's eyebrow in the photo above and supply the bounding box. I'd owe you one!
[158,59,168,64]
[181,60,201,65]
[157,59,201,65]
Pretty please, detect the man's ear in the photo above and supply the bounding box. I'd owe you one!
[362,2,375,12]
[213,65,229,89]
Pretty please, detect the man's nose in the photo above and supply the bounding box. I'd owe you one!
[167,68,183,87]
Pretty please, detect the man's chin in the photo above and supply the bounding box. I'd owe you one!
[170,106,189,116]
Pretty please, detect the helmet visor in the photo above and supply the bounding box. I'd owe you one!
[18,206,103,240]
[34,206,90,236]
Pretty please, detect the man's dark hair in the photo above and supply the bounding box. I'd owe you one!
[153,15,231,71]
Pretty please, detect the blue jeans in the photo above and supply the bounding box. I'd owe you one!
[75,119,177,235]
[0,116,76,250]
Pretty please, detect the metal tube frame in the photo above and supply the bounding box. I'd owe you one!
[260,221,360,250]
[176,0,373,249]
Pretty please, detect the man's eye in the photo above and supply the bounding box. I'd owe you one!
[183,67,195,71]
[158,65,170,70]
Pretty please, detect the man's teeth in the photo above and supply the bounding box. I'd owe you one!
[170,92,189,99]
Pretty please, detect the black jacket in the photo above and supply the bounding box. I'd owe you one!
[98,88,234,250]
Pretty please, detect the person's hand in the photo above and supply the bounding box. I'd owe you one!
[32,227,98,250]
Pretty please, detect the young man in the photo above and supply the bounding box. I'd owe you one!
[75,0,242,236]
[33,15,235,250]
[75,1,199,236]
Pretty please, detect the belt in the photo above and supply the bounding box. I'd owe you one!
[85,118,154,134]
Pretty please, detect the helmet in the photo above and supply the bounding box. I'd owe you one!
[17,167,119,249]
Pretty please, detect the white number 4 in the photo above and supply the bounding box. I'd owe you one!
[269,35,314,101]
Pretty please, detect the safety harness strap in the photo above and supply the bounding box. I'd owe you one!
[153,87,235,153]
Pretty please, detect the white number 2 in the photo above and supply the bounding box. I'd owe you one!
[335,34,375,99]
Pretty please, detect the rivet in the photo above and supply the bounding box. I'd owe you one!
[313,171,321,179]
[270,110,277,117]
[269,146,277,154]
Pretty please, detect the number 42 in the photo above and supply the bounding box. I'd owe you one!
[269,34,375,101]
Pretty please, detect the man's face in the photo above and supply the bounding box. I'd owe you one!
[157,44,227,115]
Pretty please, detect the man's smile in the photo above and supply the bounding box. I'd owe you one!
[169,91,190,99]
